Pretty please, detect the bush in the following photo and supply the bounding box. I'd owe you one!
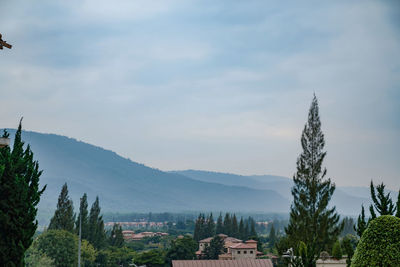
[351,215,400,266]
[332,240,342,260]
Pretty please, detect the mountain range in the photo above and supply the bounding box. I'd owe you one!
[2,129,390,226]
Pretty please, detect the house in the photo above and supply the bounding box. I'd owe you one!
[196,234,242,257]
[172,259,273,267]
[121,230,168,241]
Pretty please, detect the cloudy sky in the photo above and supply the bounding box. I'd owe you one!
[1,0,399,190]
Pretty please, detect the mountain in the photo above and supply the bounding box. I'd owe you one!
[3,129,290,226]
[172,170,377,216]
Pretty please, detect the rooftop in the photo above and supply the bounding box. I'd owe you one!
[172,259,273,267]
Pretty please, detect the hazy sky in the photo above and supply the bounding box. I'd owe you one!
[1,1,399,190]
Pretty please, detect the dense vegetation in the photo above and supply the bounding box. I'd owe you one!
[0,124,46,266]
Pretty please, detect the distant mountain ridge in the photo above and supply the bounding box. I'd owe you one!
[3,129,290,226]
[171,170,383,216]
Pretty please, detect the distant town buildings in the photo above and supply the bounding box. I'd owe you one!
[196,234,263,260]
[121,230,168,241]
[172,259,273,267]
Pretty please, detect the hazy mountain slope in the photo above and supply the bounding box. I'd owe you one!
[3,129,290,225]
[173,170,376,215]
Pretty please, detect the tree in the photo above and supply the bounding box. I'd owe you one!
[25,244,55,267]
[285,95,342,267]
[354,205,367,238]
[206,213,216,237]
[35,230,78,267]
[331,240,342,260]
[342,235,355,267]
[134,249,166,267]
[231,214,239,238]
[166,235,197,263]
[203,235,225,259]
[216,213,224,234]
[193,213,206,241]
[238,217,245,240]
[223,213,232,236]
[0,124,46,266]
[268,224,276,248]
[369,181,396,219]
[351,215,400,266]
[109,223,124,248]
[397,190,400,218]
[75,193,89,240]
[88,196,106,249]
[48,183,75,232]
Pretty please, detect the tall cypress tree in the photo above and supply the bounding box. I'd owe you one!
[88,196,106,249]
[216,213,224,234]
[285,95,342,266]
[206,213,216,237]
[75,193,89,239]
[0,124,46,266]
[48,183,75,232]
[354,205,367,238]
[109,223,124,247]
[396,190,400,218]
[231,214,239,238]
[238,217,245,240]
[223,213,232,236]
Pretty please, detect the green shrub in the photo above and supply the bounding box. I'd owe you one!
[332,240,342,260]
[351,215,400,266]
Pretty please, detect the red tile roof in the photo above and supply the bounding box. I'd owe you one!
[230,243,257,249]
[172,259,273,267]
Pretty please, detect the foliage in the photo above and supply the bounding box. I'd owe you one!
[341,217,356,237]
[48,183,75,232]
[216,213,223,234]
[369,181,396,219]
[166,235,197,263]
[203,235,225,260]
[342,235,356,267]
[96,246,136,267]
[25,243,55,267]
[354,205,367,238]
[88,196,106,249]
[134,249,166,267]
[0,125,46,266]
[81,239,96,266]
[331,240,342,260]
[351,215,400,266]
[268,224,276,248]
[76,193,89,239]
[397,190,400,218]
[109,223,124,248]
[35,230,78,267]
[285,95,342,266]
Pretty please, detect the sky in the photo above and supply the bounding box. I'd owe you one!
[1,0,399,190]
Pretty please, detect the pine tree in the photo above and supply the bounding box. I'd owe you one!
[194,213,207,241]
[249,217,257,238]
[203,235,225,260]
[216,213,223,234]
[369,181,396,219]
[88,196,106,249]
[0,124,46,266]
[48,183,75,232]
[285,95,342,267]
[76,193,89,240]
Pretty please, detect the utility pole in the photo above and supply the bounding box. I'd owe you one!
[78,198,82,267]
[0,34,12,49]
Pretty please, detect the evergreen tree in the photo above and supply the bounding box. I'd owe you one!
[88,196,106,249]
[285,95,342,267]
[342,236,354,267]
[203,235,225,260]
[206,213,216,237]
[369,181,396,219]
[269,224,276,248]
[109,223,124,247]
[48,183,75,232]
[249,217,257,238]
[223,213,231,236]
[396,190,400,218]
[194,213,207,241]
[0,125,46,266]
[231,214,239,238]
[331,240,342,260]
[216,213,223,234]
[75,193,89,240]
[238,218,245,240]
[244,219,250,240]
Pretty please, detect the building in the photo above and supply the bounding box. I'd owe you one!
[172,259,273,267]
[121,230,168,241]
